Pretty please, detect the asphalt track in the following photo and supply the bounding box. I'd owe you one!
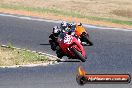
[0,13,132,88]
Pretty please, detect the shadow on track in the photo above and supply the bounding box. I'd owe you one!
[57,60,81,62]
[40,43,50,45]
[39,43,92,46]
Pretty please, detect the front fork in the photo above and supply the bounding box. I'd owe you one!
[67,44,81,57]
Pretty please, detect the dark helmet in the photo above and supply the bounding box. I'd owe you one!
[67,22,76,30]
[68,22,76,28]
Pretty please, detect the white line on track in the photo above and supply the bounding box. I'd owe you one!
[84,24,132,31]
[0,13,132,31]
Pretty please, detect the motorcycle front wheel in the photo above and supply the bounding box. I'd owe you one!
[71,48,86,62]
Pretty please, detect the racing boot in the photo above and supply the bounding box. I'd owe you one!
[56,50,63,59]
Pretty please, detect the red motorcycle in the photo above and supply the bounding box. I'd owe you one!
[57,32,87,62]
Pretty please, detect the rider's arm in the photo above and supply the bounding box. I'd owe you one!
[49,34,55,40]
[49,34,53,38]
[68,26,76,35]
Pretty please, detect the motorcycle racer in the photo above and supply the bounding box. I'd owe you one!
[49,22,79,59]
[62,22,93,46]
[49,26,65,58]
[49,21,93,59]
[49,23,80,59]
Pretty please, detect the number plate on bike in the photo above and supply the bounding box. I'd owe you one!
[64,34,73,44]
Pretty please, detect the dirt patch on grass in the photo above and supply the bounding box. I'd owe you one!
[111,9,132,18]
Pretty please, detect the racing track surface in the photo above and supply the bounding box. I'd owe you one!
[0,14,132,88]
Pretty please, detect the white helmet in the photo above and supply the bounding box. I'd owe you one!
[77,23,82,26]
[52,26,60,36]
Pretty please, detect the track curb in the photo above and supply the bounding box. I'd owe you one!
[0,44,59,68]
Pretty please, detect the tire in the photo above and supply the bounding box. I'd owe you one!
[83,35,93,46]
[72,48,86,62]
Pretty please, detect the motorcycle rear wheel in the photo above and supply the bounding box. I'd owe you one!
[83,35,93,46]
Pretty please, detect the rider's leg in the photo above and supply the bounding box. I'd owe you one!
[49,40,57,51]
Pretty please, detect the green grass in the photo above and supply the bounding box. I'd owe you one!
[19,50,49,62]
[0,4,132,25]
[0,45,50,66]
[7,43,14,49]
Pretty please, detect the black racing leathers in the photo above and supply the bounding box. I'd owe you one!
[49,33,64,58]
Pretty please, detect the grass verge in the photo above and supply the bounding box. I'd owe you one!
[0,4,132,26]
[0,45,52,66]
